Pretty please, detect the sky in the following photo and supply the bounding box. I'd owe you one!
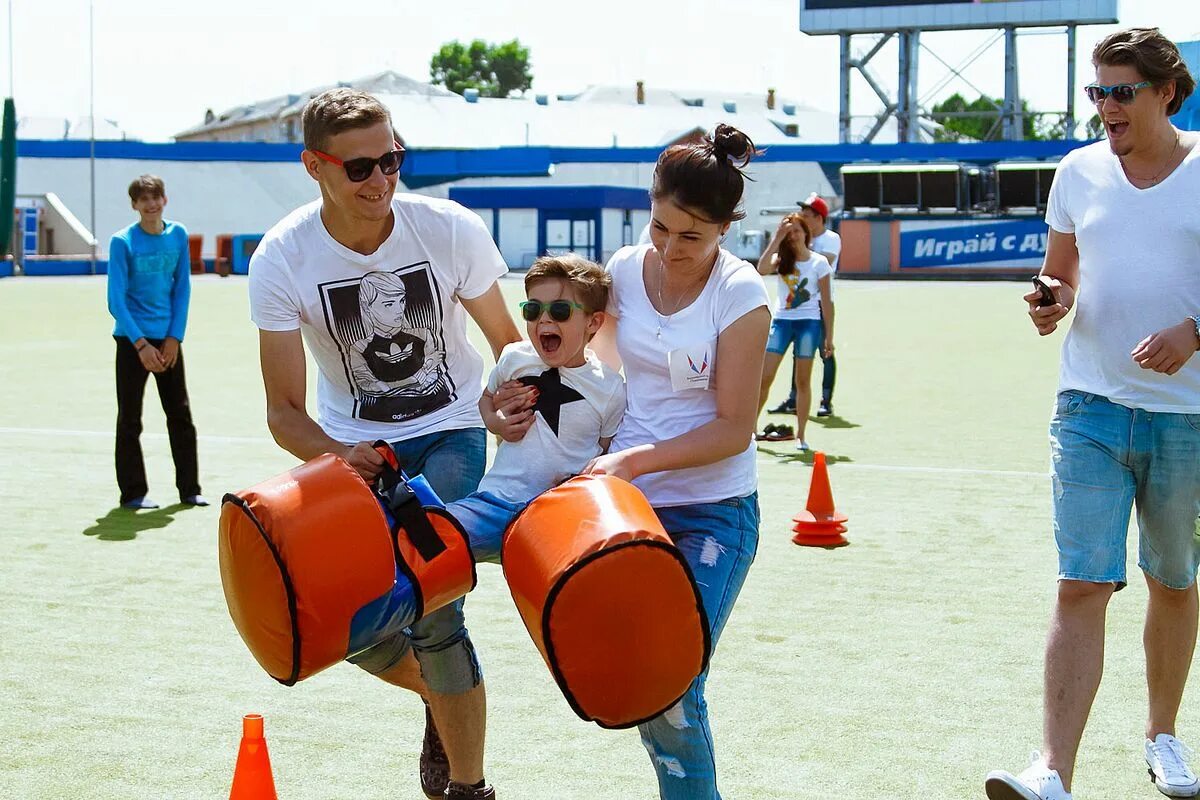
[4,0,1199,142]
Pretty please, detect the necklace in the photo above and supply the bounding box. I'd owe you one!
[654,259,690,338]
[1121,131,1180,186]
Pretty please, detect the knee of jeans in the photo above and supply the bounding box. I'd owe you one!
[409,600,466,650]
[640,728,703,783]
[415,637,482,695]
[638,696,709,772]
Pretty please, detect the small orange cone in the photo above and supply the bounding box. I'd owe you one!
[229,714,278,800]
[792,452,849,548]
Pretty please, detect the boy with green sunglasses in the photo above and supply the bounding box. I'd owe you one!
[445,253,627,563]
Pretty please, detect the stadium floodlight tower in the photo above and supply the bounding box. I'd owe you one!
[799,0,1119,143]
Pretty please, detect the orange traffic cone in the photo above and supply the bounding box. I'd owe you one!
[229,714,278,800]
[792,452,849,548]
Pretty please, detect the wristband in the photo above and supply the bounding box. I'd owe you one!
[135,341,148,351]
[1189,315,1200,350]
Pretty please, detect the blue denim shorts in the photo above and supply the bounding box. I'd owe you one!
[1050,391,1200,590]
[766,318,823,359]
[446,491,527,565]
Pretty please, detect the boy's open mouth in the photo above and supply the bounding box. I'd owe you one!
[539,333,562,354]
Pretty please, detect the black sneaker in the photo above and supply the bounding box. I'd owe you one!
[817,401,832,417]
[420,702,450,799]
[445,783,496,800]
[768,399,795,415]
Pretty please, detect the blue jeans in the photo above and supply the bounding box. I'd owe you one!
[1050,391,1200,590]
[446,491,527,565]
[637,493,760,800]
[347,427,487,694]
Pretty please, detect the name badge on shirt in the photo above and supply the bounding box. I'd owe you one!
[668,342,715,392]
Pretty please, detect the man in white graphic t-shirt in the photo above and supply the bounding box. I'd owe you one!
[248,89,520,800]
[986,27,1200,800]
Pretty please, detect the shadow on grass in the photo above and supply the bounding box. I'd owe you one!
[756,446,854,467]
[807,413,861,430]
[82,503,188,541]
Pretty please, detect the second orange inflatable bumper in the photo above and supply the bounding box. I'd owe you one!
[502,475,710,729]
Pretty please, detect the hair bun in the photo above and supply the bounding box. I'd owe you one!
[710,124,759,168]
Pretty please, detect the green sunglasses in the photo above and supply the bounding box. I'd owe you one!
[518,299,586,322]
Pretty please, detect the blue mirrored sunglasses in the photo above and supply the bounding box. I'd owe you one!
[1084,81,1152,105]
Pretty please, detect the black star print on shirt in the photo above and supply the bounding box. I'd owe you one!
[517,368,584,437]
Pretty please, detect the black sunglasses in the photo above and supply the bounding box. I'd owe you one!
[312,144,406,182]
[519,300,585,323]
[1084,81,1152,105]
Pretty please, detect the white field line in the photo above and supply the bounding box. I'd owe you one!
[0,426,265,445]
[0,425,1051,479]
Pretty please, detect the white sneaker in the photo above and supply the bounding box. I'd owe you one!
[795,440,811,452]
[985,752,1073,800]
[1146,734,1200,797]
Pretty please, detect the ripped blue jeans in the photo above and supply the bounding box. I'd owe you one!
[639,493,760,800]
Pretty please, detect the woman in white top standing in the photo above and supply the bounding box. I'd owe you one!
[755,212,835,450]
[581,124,771,799]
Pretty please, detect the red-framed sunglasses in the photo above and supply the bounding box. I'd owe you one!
[311,142,406,182]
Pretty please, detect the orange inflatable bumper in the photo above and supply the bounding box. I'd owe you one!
[502,475,710,729]
[218,451,475,685]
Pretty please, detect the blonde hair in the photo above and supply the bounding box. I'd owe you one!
[358,271,407,329]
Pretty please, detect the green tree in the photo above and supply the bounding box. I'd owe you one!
[430,39,532,99]
[931,92,1046,141]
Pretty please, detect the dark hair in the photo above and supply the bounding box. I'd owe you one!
[650,124,762,224]
[524,253,611,313]
[128,174,164,203]
[302,88,393,152]
[1093,27,1196,116]
[775,213,812,276]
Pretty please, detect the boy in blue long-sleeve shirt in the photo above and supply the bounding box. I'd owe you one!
[107,174,205,509]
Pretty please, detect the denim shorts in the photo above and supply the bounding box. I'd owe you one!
[1050,390,1200,590]
[766,318,823,359]
[445,491,527,565]
[347,426,487,692]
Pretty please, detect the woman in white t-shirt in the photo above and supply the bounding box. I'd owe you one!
[581,125,771,800]
[755,212,834,450]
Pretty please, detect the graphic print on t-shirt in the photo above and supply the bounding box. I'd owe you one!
[317,262,456,423]
[781,273,810,308]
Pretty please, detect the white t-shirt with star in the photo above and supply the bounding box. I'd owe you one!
[477,341,626,503]
[248,194,508,444]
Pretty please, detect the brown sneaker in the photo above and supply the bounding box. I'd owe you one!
[420,702,449,799]
[444,783,496,800]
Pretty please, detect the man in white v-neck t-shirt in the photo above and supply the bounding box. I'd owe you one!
[248,89,520,800]
[986,28,1200,800]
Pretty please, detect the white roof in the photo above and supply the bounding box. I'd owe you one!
[18,115,133,141]
[382,92,839,148]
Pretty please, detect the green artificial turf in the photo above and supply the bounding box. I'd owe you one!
[0,275,1185,799]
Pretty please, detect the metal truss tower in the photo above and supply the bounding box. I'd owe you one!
[838,24,1079,144]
